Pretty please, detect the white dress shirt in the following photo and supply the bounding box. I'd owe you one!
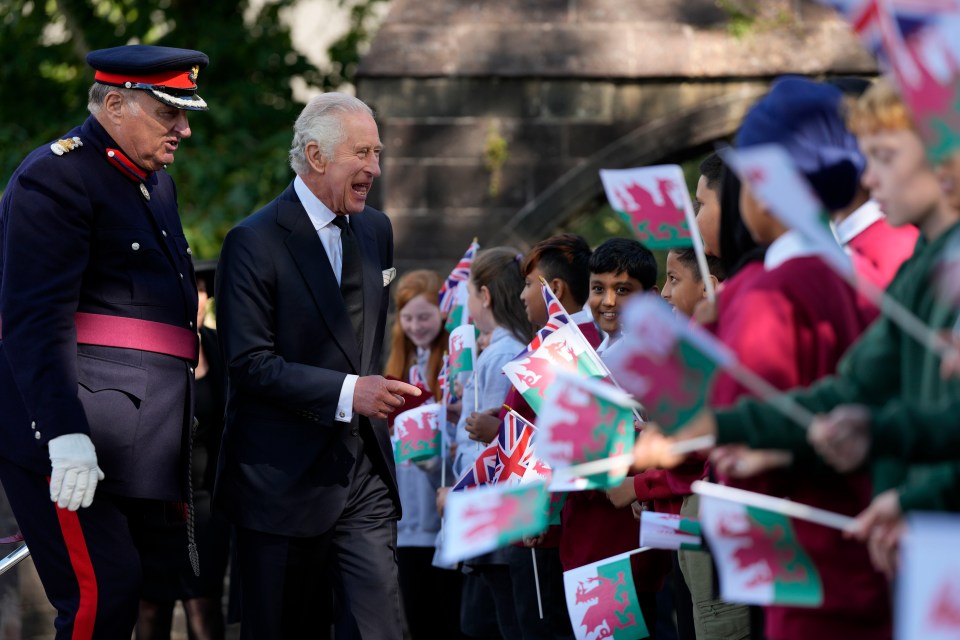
[294,176,357,423]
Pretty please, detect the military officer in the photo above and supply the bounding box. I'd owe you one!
[0,44,208,639]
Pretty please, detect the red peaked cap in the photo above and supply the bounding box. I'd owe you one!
[87,44,209,111]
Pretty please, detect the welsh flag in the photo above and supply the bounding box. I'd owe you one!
[502,284,607,414]
[699,494,823,607]
[439,481,550,564]
[391,403,442,463]
[448,324,477,382]
[607,294,732,434]
[444,284,472,333]
[439,239,479,324]
[640,512,703,551]
[720,144,852,278]
[820,1,960,161]
[564,551,650,640]
[599,164,695,249]
[535,372,637,490]
[897,512,960,640]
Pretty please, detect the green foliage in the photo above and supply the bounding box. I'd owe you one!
[0,0,383,259]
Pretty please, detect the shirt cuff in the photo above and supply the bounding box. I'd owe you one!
[337,374,359,422]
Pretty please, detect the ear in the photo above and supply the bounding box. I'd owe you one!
[703,275,719,298]
[102,90,125,124]
[648,285,660,295]
[479,285,492,309]
[305,140,326,175]
[548,278,566,300]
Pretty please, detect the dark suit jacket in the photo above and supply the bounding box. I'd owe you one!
[213,182,397,537]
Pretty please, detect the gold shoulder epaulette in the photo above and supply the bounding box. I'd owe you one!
[50,137,83,156]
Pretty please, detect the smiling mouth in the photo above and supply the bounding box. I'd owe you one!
[353,183,370,198]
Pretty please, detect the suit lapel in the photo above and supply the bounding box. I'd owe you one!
[354,211,384,376]
[280,196,362,372]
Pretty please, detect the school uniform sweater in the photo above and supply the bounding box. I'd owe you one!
[710,232,889,640]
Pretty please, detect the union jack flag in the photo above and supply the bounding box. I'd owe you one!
[493,411,551,486]
[525,283,572,354]
[438,240,480,314]
[437,354,450,405]
[407,363,425,389]
[821,0,956,85]
[452,442,499,491]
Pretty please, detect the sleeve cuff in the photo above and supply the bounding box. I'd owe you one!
[336,374,358,423]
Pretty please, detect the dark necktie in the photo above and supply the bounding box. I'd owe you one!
[332,216,364,351]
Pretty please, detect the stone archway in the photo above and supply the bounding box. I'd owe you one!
[490,85,767,248]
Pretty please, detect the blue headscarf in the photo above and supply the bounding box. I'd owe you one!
[736,76,866,211]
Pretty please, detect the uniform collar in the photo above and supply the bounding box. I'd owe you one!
[82,116,155,184]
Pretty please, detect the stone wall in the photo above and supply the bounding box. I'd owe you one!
[357,0,876,276]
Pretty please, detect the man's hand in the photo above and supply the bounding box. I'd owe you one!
[465,409,499,444]
[710,445,792,479]
[48,434,105,511]
[808,404,872,473]
[606,476,638,508]
[354,376,421,420]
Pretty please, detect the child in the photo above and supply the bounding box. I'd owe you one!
[661,248,724,317]
[828,76,919,285]
[446,247,533,640]
[383,270,463,640]
[695,153,724,257]
[587,237,658,352]
[562,237,673,636]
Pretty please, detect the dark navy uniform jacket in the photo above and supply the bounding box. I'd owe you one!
[0,115,198,501]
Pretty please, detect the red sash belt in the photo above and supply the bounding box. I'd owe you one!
[74,312,199,361]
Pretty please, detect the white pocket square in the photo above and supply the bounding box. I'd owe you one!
[382,267,397,286]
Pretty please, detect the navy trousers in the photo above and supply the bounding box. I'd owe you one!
[0,460,147,640]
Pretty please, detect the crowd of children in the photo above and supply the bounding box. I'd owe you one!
[382,70,960,640]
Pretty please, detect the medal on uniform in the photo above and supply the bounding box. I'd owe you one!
[140,183,151,201]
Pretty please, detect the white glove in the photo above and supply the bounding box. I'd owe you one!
[47,434,105,511]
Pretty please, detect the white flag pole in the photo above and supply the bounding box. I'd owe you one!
[550,453,635,481]
[531,548,544,619]
[692,480,856,531]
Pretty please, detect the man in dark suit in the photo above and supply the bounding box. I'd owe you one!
[215,93,420,639]
[0,45,208,638]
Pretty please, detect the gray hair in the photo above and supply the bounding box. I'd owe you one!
[87,83,142,115]
[289,93,374,176]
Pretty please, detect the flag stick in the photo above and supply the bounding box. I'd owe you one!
[692,480,855,531]
[668,434,716,456]
[723,361,817,429]
[538,278,644,424]
[676,183,716,303]
[550,453,634,480]
[853,275,951,355]
[531,548,544,620]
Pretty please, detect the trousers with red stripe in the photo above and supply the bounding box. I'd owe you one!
[0,461,150,639]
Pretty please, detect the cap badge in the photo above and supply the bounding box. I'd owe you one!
[50,137,83,156]
[189,65,200,82]
[140,183,151,201]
